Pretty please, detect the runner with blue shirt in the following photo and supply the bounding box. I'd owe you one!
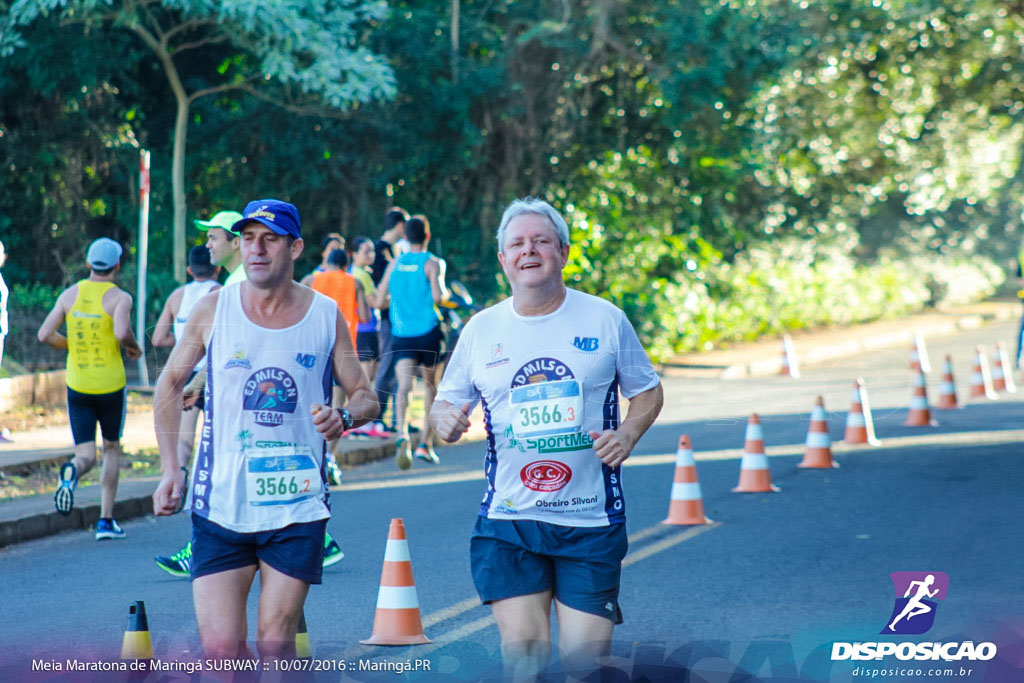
[430,198,663,680]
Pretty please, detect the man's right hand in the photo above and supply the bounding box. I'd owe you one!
[433,401,473,443]
[153,469,186,516]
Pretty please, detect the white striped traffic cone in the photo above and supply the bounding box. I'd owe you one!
[780,334,801,378]
[934,355,959,410]
[360,518,430,645]
[844,378,880,446]
[662,435,711,525]
[798,396,837,469]
[732,414,779,493]
[969,346,998,400]
[994,342,1017,393]
[904,367,936,427]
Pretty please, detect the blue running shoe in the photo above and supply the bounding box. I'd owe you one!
[95,518,125,540]
[54,461,77,516]
[323,533,345,567]
[155,542,192,577]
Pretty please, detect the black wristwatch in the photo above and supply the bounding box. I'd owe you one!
[336,407,354,431]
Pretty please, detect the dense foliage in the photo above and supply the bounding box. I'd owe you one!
[0,0,1017,367]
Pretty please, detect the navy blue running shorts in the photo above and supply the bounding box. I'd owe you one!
[391,326,442,367]
[470,516,628,624]
[66,386,126,445]
[190,513,327,584]
[356,330,380,362]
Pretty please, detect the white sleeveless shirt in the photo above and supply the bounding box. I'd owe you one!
[174,279,219,372]
[190,282,338,532]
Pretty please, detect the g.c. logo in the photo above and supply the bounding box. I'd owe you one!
[520,460,572,492]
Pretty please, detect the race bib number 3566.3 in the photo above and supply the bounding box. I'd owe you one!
[510,379,584,439]
[245,447,322,507]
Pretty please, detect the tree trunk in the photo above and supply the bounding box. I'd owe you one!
[451,0,460,85]
[172,95,189,283]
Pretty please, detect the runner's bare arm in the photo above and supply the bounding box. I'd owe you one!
[300,272,315,287]
[153,292,217,516]
[377,258,397,308]
[110,290,143,359]
[314,309,379,438]
[151,287,184,348]
[588,382,664,467]
[355,280,370,323]
[36,288,72,350]
[425,258,449,306]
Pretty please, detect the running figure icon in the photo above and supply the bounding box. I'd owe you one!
[887,574,939,632]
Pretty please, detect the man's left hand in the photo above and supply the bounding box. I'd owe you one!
[589,429,633,468]
[312,403,345,441]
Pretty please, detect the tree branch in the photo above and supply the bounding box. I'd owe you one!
[163,18,216,44]
[187,76,261,104]
[173,34,228,54]
[239,85,356,119]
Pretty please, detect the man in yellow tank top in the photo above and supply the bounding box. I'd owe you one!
[37,238,143,539]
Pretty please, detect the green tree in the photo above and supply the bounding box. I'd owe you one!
[2,0,396,282]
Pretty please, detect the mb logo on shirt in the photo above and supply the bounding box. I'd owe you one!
[242,367,298,427]
[572,336,599,353]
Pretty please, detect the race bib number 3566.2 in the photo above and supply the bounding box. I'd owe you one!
[510,379,584,439]
[245,447,321,507]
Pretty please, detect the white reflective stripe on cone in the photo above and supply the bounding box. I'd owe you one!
[674,450,696,467]
[383,540,411,562]
[375,585,420,609]
[847,413,866,427]
[740,453,769,470]
[939,382,955,393]
[806,432,831,448]
[744,425,764,440]
[909,396,929,409]
[671,482,702,501]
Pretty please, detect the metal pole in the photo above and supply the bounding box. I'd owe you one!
[136,149,151,386]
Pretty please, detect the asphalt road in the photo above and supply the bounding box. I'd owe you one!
[0,320,1021,682]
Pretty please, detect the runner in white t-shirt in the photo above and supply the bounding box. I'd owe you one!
[431,198,663,680]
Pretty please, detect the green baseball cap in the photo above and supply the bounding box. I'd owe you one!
[194,210,244,235]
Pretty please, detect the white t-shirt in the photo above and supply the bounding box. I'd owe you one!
[190,283,337,532]
[436,289,660,527]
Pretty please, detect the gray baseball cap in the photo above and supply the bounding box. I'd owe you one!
[86,238,123,269]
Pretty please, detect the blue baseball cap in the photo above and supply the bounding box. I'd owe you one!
[231,199,301,238]
[86,238,123,269]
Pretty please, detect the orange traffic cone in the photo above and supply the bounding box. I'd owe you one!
[732,414,779,493]
[662,435,711,525]
[798,396,837,469]
[934,355,959,410]
[904,367,936,427]
[844,378,880,445]
[360,518,430,646]
[969,346,997,400]
[993,342,1017,393]
[780,334,801,378]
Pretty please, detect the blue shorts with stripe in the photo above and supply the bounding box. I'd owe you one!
[190,513,327,584]
[470,516,628,624]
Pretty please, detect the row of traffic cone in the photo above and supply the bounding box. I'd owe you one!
[121,518,432,659]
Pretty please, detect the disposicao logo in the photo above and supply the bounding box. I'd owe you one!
[831,571,997,663]
[882,571,947,635]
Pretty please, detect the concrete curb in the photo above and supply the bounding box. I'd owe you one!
[0,441,398,548]
[687,306,1018,380]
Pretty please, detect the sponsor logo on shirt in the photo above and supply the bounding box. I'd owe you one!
[295,353,316,369]
[511,357,574,386]
[242,367,298,426]
[224,346,252,370]
[520,460,572,492]
[572,336,599,353]
[495,497,518,515]
[486,343,509,369]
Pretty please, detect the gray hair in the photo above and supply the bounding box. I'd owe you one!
[496,198,570,250]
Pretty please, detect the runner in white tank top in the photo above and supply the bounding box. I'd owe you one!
[152,200,379,660]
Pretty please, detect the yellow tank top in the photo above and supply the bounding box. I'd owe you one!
[66,280,126,394]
